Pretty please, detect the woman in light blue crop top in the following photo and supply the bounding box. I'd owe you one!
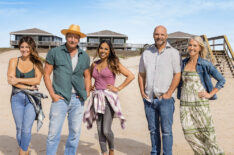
[7,36,43,155]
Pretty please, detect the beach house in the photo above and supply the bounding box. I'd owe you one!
[10,28,62,48]
[84,30,128,50]
[167,31,196,55]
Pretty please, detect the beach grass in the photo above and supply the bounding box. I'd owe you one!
[87,49,141,58]
[0,48,14,54]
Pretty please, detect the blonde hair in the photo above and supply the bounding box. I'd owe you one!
[189,36,207,59]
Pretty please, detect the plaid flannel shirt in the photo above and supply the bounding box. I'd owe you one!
[83,89,125,129]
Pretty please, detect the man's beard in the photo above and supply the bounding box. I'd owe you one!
[155,39,165,46]
[67,42,77,51]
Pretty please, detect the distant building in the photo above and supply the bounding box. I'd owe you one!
[10,28,62,48]
[168,31,195,43]
[167,31,196,55]
[83,30,129,50]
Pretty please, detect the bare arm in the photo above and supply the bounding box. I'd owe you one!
[138,72,149,99]
[209,88,219,97]
[107,63,135,92]
[162,72,181,99]
[117,63,135,90]
[83,68,91,97]
[89,63,95,91]
[7,58,37,90]
[8,58,42,86]
[7,58,18,85]
[13,83,37,90]
[44,62,64,102]
[199,88,219,99]
[15,66,42,85]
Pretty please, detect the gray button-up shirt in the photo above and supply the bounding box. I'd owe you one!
[139,42,181,102]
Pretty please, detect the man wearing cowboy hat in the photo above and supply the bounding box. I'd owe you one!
[44,24,90,155]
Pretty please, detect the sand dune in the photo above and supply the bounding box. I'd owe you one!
[0,50,233,155]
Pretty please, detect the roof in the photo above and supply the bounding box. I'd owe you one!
[10,28,61,37]
[168,31,195,39]
[87,30,128,39]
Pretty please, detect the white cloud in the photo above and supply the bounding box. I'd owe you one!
[0,1,29,5]
[93,0,234,19]
[0,8,27,16]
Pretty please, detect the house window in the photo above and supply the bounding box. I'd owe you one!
[100,38,111,42]
[88,38,99,43]
[53,37,62,42]
[16,35,22,40]
[40,36,51,41]
[114,39,124,44]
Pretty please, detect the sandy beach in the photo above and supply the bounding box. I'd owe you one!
[0,50,233,155]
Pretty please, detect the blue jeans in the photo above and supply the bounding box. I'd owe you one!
[11,92,36,151]
[144,97,175,155]
[46,94,84,155]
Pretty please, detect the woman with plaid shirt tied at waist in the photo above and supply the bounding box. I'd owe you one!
[7,36,45,155]
[83,40,134,155]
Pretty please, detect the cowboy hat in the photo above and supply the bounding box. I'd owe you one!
[61,24,86,38]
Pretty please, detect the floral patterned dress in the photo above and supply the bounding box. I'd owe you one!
[180,71,224,155]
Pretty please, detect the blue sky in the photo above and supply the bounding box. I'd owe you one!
[0,0,234,47]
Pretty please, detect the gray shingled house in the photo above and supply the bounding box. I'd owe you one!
[10,28,62,48]
[167,31,196,55]
[85,30,128,50]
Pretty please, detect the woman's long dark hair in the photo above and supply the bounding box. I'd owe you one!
[94,40,120,74]
[18,36,44,74]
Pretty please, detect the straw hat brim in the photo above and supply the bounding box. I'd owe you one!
[61,29,87,38]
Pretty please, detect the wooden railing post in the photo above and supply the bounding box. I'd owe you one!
[224,35,234,60]
[201,35,215,63]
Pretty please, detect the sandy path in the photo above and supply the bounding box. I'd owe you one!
[0,50,233,155]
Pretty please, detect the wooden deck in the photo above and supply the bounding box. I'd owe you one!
[80,42,144,50]
[10,40,62,48]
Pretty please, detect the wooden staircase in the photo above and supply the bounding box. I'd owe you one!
[207,35,234,78]
[170,35,234,78]
[212,50,234,78]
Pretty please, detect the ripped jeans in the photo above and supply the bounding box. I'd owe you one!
[11,92,36,151]
[46,94,84,155]
[143,97,175,155]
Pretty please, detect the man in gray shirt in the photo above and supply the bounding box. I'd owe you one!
[138,25,181,155]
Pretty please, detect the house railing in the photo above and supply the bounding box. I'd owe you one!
[207,35,234,78]
[80,42,144,49]
[10,40,62,47]
[201,35,215,63]
[208,35,234,60]
[85,42,126,47]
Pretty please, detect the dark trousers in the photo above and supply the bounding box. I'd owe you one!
[96,99,114,153]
